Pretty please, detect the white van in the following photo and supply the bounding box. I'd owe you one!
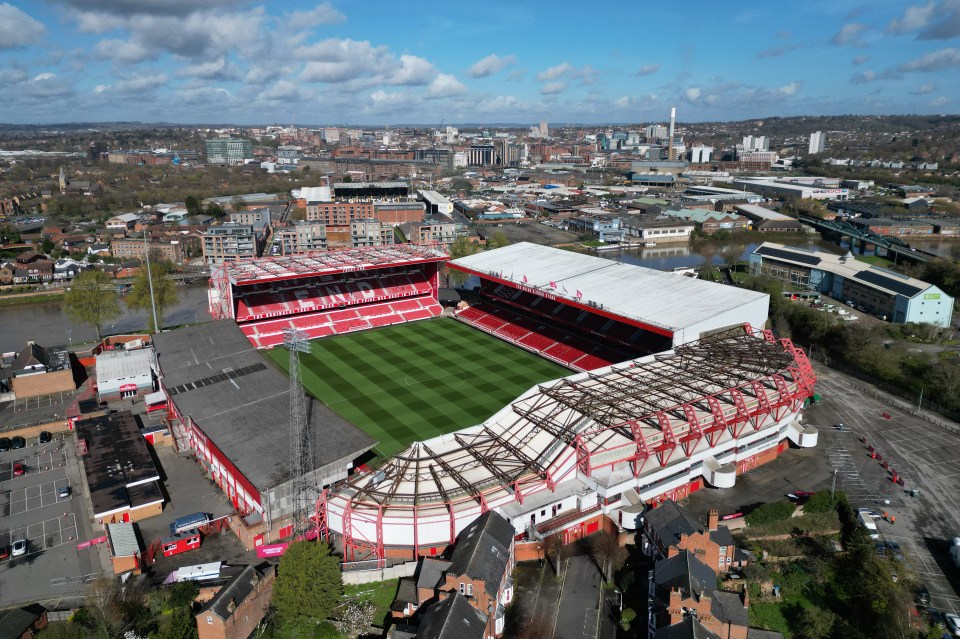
[858,511,879,540]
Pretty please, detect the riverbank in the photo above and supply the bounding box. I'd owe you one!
[0,290,65,306]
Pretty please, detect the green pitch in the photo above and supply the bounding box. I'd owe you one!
[264,318,569,458]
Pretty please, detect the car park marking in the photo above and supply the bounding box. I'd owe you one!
[0,451,68,483]
[0,514,78,558]
[0,480,72,517]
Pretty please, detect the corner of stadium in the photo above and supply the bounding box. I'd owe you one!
[152,242,818,561]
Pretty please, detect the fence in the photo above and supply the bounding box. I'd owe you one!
[340,560,417,585]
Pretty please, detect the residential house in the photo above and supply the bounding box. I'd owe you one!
[0,262,14,285]
[106,213,140,232]
[412,593,487,639]
[9,341,76,399]
[196,564,276,639]
[0,604,48,639]
[642,504,736,573]
[53,259,85,281]
[654,616,722,639]
[12,260,54,284]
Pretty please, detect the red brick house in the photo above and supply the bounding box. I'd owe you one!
[196,564,275,639]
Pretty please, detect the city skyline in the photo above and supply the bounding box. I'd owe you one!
[0,0,958,125]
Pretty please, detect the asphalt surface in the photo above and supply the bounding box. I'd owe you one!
[0,432,106,609]
[555,554,603,639]
[686,363,960,616]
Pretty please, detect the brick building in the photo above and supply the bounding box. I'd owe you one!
[196,564,276,639]
[9,341,75,400]
[0,604,48,639]
[110,237,190,264]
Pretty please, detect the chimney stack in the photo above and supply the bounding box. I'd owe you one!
[708,508,719,532]
[667,107,676,161]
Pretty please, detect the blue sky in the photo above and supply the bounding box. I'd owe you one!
[0,0,958,125]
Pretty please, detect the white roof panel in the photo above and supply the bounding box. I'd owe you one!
[451,242,768,333]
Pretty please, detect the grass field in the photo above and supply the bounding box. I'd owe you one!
[265,318,569,458]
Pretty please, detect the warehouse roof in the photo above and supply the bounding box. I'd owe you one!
[733,204,795,222]
[106,523,141,557]
[153,322,375,492]
[753,242,944,300]
[95,347,158,382]
[450,242,767,334]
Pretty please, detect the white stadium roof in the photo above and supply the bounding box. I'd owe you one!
[451,242,769,340]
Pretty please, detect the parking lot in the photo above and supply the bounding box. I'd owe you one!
[0,432,105,608]
[687,364,960,614]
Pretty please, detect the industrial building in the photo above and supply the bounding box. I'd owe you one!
[750,242,954,327]
[95,345,158,402]
[153,322,376,547]
[206,138,253,166]
[730,177,848,201]
[7,341,75,400]
[732,204,803,232]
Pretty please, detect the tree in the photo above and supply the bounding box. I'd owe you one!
[273,541,344,629]
[795,606,836,639]
[205,203,225,218]
[332,600,375,638]
[126,261,178,333]
[64,269,122,341]
[156,606,198,639]
[184,195,203,216]
[231,195,244,213]
[447,236,479,287]
[40,238,55,254]
[485,230,510,250]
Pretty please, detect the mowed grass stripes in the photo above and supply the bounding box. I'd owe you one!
[264,319,569,458]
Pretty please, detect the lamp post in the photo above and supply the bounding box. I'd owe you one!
[67,329,72,347]
[614,589,622,613]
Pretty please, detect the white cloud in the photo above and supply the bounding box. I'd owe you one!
[22,73,73,99]
[851,70,877,84]
[684,86,702,101]
[912,83,937,94]
[393,55,436,86]
[887,1,936,33]
[778,82,800,95]
[93,38,153,64]
[468,54,515,78]
[285,3,345,27]
[258,80,307,102]
[176,85,234,106]
[0,68,27,84]
[635,64,660,75]
[113,72,168,93]
[929,96,951,106]
[245,64,291,85]
[852,55,870,65]
[537,63,574,81]
[897,47,960,72]
[94,84,110,93]
[425,73,467,99]
[830,23,870,46]
[540,82,567,95]
[177,56,240,80]
[0,3,46,49]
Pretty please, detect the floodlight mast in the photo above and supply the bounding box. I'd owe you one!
[284,328,313,538]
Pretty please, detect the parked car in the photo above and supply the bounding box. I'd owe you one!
[11,539,26,557]
[917,585,931,608]
[13,463,24,477]
[10,436,26,450]
[945,612,960,637]
[875,542,888,558]
[0,437,10,452]
[58,486,71,499]
[38,431,52,444]
[0,546,8,561]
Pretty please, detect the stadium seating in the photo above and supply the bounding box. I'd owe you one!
[234,272,434,321]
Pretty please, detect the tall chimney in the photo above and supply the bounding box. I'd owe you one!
[708,508,719,532]
[667,107,676,161]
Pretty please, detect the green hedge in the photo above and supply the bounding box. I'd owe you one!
[745,500,796,526]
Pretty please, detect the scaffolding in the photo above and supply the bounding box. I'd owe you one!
[318,324,817,560]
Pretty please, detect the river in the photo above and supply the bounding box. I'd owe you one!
[0,283,212,353]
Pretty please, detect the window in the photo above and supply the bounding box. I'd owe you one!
[719,546,726,555]
[467,583,473,596]
[460,583,465,595]
[206,616,213,625]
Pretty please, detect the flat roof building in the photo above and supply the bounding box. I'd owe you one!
[733,205,803,232]
[750,242,954,327]
[95,346,158,402]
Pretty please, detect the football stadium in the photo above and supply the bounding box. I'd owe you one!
[154,242,817,558]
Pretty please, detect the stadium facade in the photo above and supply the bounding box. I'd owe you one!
[318,325,817,562]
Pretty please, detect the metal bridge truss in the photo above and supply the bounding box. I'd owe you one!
[315,324,816,562]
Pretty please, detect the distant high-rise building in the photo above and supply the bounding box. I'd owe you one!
[689,146,714,163]
[645,124,668,140]
[206,138,253,166]
[742,135,769,152]
[539,120,549,138]
[468,144,495,166]
[808,131,826,155]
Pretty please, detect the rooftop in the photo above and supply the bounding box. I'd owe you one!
[152,322,376,493]
[415,593,487,639]
[753,242,945,300]
[199,563,275,621]
[75,411,163,518]
[450,242,767,334]
[446,511,514,592]
[95,347,158,382]
[215,244,448,285]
